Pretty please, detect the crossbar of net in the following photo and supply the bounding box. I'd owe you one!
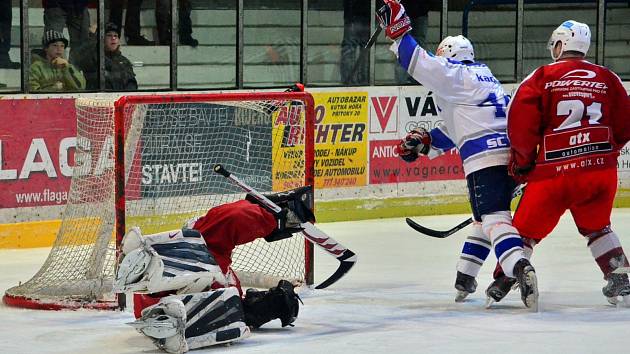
[5,96,310,306]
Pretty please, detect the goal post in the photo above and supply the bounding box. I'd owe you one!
[3,91,316,310]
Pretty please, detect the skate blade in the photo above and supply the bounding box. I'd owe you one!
[608,295,630,307]
[524,271,539,312]
[612,267,630,274]
[484,297,495,309]
[455,290,470,303]
[607,296,620,306]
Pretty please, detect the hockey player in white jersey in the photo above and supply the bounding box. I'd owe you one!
[376,0,538,309]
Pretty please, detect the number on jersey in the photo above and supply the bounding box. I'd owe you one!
[555,100,602,130]
[479,93,510,119]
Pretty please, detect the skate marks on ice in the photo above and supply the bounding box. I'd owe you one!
[2,210,630,354]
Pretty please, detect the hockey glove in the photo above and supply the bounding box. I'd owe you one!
[395,128,431,163]
[243,280,302,329]
[508,152,534,184]
[285,82,305,92]
[376,0,412,41]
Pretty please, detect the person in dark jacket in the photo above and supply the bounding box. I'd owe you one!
[74,22,138,91]
[109,0,197,47]
[0,0,20,69]
[340,0,370,85]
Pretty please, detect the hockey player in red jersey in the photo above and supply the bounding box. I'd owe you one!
[486,20,630,306]
[114,186,313,353]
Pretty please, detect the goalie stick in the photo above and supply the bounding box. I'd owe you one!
[213,164,357,290]
[406,184,527,239]
[347,27,382,82]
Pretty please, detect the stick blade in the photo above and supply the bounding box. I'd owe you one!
[406,218,453,238]
[315,250,357,289]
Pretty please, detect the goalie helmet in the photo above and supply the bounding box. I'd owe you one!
[547,20,590,60]
[436,35,474,62]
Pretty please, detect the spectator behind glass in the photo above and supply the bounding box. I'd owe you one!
[29,30,86,92]
[340,0,370,85]
[73,22,138,91]
[109,0,197,47]
[43,0,90,64]
[395,0,429,84]
[0,0,20,69]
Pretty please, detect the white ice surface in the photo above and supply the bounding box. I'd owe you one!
[2,210,630,354]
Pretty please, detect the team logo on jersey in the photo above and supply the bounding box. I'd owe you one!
[544,68,606,90]
[560,69,596,79]
[544,126,612,160]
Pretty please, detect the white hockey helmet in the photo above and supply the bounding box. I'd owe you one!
[547,20,591,60]
[436,35,475,62]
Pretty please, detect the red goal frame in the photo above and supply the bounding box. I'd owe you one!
[114,92,316,286]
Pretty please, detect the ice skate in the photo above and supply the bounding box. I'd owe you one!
[454,271,477,302]
[484,274,518,308]
[513,259,539,311]
[602,273,630,306]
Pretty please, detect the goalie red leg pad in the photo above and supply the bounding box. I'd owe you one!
[193,200,277,273]
[134,292,172,319]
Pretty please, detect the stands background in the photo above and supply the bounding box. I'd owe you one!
[0,1,629,247]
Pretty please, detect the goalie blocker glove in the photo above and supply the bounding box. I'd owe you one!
[376,0,412,41]
[243,280,303,329]
[245,185,315,242]
[395,128,431,163]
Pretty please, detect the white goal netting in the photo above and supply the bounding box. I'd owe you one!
[4,92,314,309]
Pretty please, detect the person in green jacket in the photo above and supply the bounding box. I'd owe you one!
[29,30,86,92]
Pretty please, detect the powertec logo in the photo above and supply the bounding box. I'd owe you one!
[544,69,607,90]
[561,69,596,79]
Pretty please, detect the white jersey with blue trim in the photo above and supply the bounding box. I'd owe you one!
[391,34,511,176]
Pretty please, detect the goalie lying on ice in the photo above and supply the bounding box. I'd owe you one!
[114,186,313,353]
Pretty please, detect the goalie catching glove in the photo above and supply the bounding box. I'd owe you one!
[376,0,412,41]
[395,128,432,163]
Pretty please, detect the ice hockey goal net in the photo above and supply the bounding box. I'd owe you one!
[3,91,315,310]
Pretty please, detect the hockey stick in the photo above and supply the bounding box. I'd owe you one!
[213,164,357,289]
[406,217,472,239]
[347,27,382,82]
[406,184,527,239]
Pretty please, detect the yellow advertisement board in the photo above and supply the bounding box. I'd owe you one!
[312,92,368,189]
[271,102,307,191]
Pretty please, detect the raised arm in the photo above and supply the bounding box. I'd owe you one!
[376,0,465,97]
